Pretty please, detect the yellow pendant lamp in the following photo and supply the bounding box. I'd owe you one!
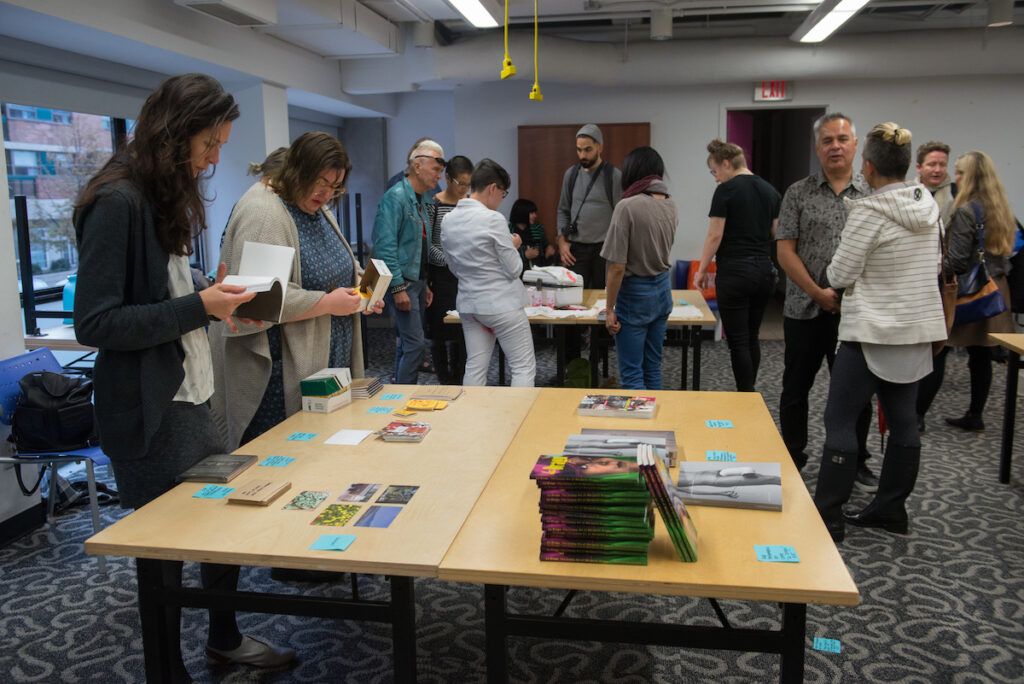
[500,0,516,79]
[528,0,543,100]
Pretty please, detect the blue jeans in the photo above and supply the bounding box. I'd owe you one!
[613,272,672,390]
[385,278,428,384]
[716,255,775,392]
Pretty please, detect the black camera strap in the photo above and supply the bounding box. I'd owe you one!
[567,162,605,239]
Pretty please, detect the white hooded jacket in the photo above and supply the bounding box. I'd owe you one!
[827,181,947,345]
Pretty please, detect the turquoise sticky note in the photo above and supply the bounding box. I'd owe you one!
[705,419,734,429]
[259,455,295,468]
[193,484,234,499]
[706,450,737,462]
[754,545,800,563]
[366,406,391,414]
[813,637,841,654]
[310,534,356,551]
[380,393,404,401]
[286,432,317,441]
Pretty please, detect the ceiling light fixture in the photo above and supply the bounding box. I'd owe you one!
[987,0,1014,27]
[650,8,673,41]
[448,0,500,29]
[790,0,870,43]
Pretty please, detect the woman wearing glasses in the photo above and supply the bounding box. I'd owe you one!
[210,132,381,450]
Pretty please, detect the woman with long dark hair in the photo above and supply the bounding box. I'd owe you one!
[74,74,293,679]
[941,151,1016,432]
[695,139,780,392]
[211,132,380,449]
[509,198,554,268]
[601,146,677,389]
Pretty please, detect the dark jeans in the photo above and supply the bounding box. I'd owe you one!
[716,256,774,392]
[426,264,466,384]
[566,241,606,359]
[780,313,872,461]
[916,346,948,418]
[613,272,673,390]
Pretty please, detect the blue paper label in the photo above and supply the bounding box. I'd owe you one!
[286,432,317,441]
[705,419,734,429]
[380,393,404,401]
[366,406,392,414]
[754,545,800,563]
[259,455,295,468]
[193,484,234,499]
[813,637,841,653]
[705,450,737,461]
[310,534,356,551]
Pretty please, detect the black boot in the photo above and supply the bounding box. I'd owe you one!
[945,412,984,432]
[844,442,920,534]
[814,448,859,543]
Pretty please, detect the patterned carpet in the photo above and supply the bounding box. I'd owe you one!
[2,327,1023,683]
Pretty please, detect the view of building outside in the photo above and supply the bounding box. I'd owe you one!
[4,103,117,294]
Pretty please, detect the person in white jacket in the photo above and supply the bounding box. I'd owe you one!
[814,122,947,543]
[441,159,536,387]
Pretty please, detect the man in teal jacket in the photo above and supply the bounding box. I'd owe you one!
[372,140,445,383]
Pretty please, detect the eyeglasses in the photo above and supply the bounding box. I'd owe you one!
[313,177,345,198]
[414,154,447,171]
[451,177,471,188]
[500,188,509,199]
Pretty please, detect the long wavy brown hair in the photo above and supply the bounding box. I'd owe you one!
[952,151,1015,256]
[73,73,240,256]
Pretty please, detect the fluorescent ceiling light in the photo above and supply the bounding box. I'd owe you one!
[449,0,500,29]
[790,0,870,43]
[988,0,1014,27]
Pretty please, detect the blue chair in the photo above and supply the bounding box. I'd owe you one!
[0,348,109,573]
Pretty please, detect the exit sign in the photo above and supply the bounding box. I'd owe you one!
[754,81,792,102]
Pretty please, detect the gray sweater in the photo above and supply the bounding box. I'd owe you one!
[556,163,622,244]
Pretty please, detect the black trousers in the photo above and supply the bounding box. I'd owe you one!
[716,256,774,392]
[780,313,872,461]
[566,241,606,360]
[426,264,466,384]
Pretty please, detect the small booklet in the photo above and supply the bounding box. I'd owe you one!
[576,394,656,419]
[410,386,464,402]
[677,462,782,511]
[378,421,431,442]
[356,259,392,312]
[176,453,257,484]
[223,241,296,323]
[351,377,384,399]
[638,444,699,562]
[227,479,291,506]
[404,399,448,411]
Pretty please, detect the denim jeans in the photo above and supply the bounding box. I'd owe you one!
[461,310,536,387]
[715,255,774,392]
[385,278,428,384]
[613,272,672,390]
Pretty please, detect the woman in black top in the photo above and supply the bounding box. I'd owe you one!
[694,139,781,392]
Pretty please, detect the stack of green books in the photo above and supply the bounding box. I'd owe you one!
[637,444,699,562]
[530,452,653,565]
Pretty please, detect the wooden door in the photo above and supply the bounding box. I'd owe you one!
[517,123,650,247]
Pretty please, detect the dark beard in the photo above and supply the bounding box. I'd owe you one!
[580,157,597,169]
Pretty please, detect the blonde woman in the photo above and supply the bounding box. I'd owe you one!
[695,139,780,392]
[942,151,1016,432]
[814,123,945,542]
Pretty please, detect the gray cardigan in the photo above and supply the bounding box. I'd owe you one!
[208,182,365,450]
[74,180,211,462]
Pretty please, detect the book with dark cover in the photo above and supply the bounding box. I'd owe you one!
[576,394,656,419]
[579,428,679,467]
[539,488,651,505]
[541,536,651,555]
[530,454,645,490]
[541,522,655,541]
[677,462,782,511]
[540,550,648,565]
[637,444,699,562]
[176,453,257,484]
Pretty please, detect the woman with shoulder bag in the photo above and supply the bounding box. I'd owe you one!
[942,151,1016,432]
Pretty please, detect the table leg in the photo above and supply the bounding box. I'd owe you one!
[485,584,509,683]
[680,328,690,390]
[555,327,566,387]
[779,603,806,684]
[390,575,417,683]
[136,558,174,682]
[589,325,599,387]
[1000,351,1020,484]
[693,327,702,390]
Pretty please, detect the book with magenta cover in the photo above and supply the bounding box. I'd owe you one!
[176,453,257,484]
[378,421,431,442]
[222,241,295,323]
[637,444,699,562]
[677,462,782,511]
[576,394,656,419]
[530,454,646,490]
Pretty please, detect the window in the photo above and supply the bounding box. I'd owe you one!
[4,105,72,124]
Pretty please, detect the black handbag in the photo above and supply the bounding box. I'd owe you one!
[953,202,1007,326]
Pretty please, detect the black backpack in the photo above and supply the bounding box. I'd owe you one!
[566,162,616,208]
[10,371,99,454]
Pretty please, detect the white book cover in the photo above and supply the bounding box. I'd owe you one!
[357,258,392,312]
[223,241,295,322]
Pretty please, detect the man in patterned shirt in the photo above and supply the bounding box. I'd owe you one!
[775,112,878,490]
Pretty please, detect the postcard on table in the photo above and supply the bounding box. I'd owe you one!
[376,485,419,505]
[325,429,374,446]
[355,505,402,528]
[283,490,330,510]
[311,504,362,526]
[338,483,382,503]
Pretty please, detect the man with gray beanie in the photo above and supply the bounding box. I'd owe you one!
[556,124,622,289]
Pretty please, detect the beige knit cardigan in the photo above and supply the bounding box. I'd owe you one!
[208,182,365,450]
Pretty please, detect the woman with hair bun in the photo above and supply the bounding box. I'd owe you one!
[814,122,946,542]
[941,151,1016,432]
[695,139,780,392]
